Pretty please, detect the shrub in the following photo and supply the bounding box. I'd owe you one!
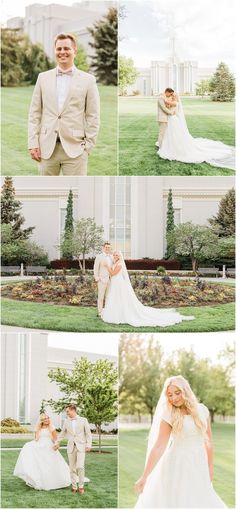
[1,417,21,427]
[50,258,181,271]
[0,425,29,433]
[156,266,167,275]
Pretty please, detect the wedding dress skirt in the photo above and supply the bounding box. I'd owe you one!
[101,272,194,327]
[135,404,227,508]
[158,114,235,170]
[13,429,71,490]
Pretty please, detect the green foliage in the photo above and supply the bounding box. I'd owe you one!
[61,217,104,273]
[120,336,235,423]
[1,224,48,266]
[61,189,74,260]
[88,7,117,85]
[1,418,28,433]
[167,222,220,271]
[210,62,235,102]
[74,43,89,72]
[209,188,235,237]
[165,188,175,259]
[1,29,52,86]
[196,79,211,97]
[1,177,34,239]
[47,357,118,452]
[119,55,138,95]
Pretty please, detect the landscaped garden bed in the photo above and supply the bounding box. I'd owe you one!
[1,273,234,308]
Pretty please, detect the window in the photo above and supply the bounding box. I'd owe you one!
[18,335,27,423]
[109,177,131,258]
[60,209,67,235]
[174,209,181,224]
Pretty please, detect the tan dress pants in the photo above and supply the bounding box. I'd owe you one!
[158,122,168,147]
[39,143,88,176]
[97,278,110,316]
[68,445,85,489]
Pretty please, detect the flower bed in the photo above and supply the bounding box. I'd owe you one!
[1,274,234,308]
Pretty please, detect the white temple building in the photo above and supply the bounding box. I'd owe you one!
[4,176,234,261]
[7,1,115,61]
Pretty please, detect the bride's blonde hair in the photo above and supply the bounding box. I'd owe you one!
[164,376,207,437]
[35,413,54,438]
[113,251,121,262]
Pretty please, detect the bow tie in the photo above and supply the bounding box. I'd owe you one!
[57,69,73,76]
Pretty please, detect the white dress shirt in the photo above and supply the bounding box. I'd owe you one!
[70,417,77,435]
[104,254,112,267]
[56,65,75,113]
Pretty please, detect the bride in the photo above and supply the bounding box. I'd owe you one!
[158,92,235,170]
[101,251,194,327]
[134,375,227,508]
[13,413,71,490]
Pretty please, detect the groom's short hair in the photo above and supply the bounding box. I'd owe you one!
[54,33,77,49]
[165,87,174,93]
[103,241,111,247]
[66,404,77,411]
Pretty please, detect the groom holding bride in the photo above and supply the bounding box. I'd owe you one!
[93,243,194,327]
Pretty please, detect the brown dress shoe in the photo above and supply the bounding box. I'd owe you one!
[71,487,77,493]
[78,487,85,494]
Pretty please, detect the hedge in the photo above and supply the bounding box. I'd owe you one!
[50,258,181,270]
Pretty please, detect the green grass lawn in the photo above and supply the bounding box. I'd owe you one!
[1,298,235,332]
[1,85,117,176]
[119,96,235,176]
[1,447,117,508]
[1,437,117,449]
[119,424,235,508]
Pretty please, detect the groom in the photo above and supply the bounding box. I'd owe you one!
[156,87,175,148]
[54,404,92,494]
[28,33,100,175]
[93,241,113,317]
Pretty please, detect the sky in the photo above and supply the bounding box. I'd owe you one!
[48,332,119,356]
[119,0,236,72]
[48,332,233,365]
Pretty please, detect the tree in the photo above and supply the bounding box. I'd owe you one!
[119,55,138,95]
[1,177,34,239]
[119,334,165,423]
[195,79,211,98]
[1,224,48,266]
[74,43,89,72]
[61,190,74,260]
[1,29,25,86]
[21,37,52,84]
[167,222,220,271]
[1,29,52,86]
[203,366,234,422]
[48,357,118,452]
[209,62,235,102]
[165,189,175,259]
[217,235,235,259]
[61,217,104,273]
[209,188,235,237]
[88,7,117,85]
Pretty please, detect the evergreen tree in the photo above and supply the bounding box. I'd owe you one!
[88,7,117,85]
[62,190,74,260]
[165,189,175,259]
[209,188,235,237]
[1,177,34,239]
[21,37,52,84]
[209,62,235,102]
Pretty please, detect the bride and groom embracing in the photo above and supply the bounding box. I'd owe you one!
[93,242,194,327]
[156,88,235,170]
[14,404,91,493]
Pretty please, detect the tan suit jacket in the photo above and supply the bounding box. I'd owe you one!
[93,253,112,283]
[59,416,92,454]
[28,68,100,159]
[157,95,173,122]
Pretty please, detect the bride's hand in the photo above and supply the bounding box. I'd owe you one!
[134,476,147,494]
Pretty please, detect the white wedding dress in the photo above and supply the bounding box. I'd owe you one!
[101,260,194,327]
[135,404,227,508]
[158,100,235,170]
[13,428,71,490]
